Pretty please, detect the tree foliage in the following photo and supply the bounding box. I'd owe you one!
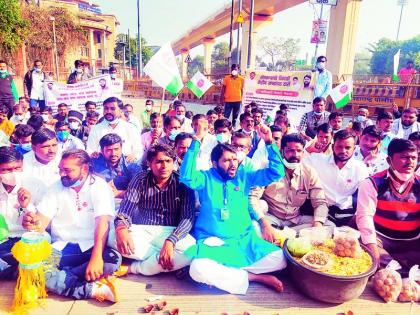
[368,36,420,74]
[353,51,371,75]
[258,36,300,71]
[211,42,229,75]
[188,55,204,77]
[0,0,28,57]
[114,34,153,68]
[21,4,86,67]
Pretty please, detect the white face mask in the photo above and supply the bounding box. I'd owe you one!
[216,133,230,144]
[106,117,119,125]
[390,163,414,182]
[0,171,23,187]
[76,68,83,74]
[145,105,152,111]
[231,70,238,76]
[236,151,247,163]
[317,62,326,70]
[69,121,80,130]
[41,114,49,122]
[110,73,117,79]
[282,158,299,170]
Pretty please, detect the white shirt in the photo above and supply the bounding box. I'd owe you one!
[353,146,388,176]
[0,176,46,237]
[10,115,28,125]
[305,153,369,209]
[87,119,142,159]
[180,117,193,133]
[0,130,10,147]
[391,118,420,139]
[127,115,143,132]
[196,133,218,170]
[23,150,61,187]
[58,135,85,151]
[30,71,45,100]
[38,175,115,252]
[250,140,270,170]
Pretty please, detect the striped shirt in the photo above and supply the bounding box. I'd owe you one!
[115,170,195,244]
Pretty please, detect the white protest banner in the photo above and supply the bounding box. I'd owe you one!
[243,70,314,127]
[44,74,121,114]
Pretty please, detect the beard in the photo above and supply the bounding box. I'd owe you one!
[216,165,236,181]
[61,176,79,187]
[333,152,352,163]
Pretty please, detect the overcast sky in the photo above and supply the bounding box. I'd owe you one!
[94,0,419,59]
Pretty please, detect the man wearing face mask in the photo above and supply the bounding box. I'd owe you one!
[55,121,85,151]
[353,126,388,176]
[221,64,244,127]
[181,123,287,295]
[22,149,121,302]
[68,110,90,144]
[10,124,34,156]
[0,60,19,118]
[250,134,331,242]
[67,60,90,84]
[298,96,330,140]
[313,55,332,99]
[24,60,46,111]
[191,114,218,171]
[238,112,260,158]
[354,107,374,130]
[10,104,28,125]
[391,107,420,140]
[123,104,142,131]
[87,97,142,163]
[0,147,46,279]
[214,118,232,144]
[158,116,182,147]
[23,128,62,186]
[174,103,193,133]
[356,139,419,274]
[140,99,154,130]
[305,130,369,226]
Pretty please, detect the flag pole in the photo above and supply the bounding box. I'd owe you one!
[160,88,165,114]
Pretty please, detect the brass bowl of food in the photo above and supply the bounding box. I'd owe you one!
[283,239,378,304]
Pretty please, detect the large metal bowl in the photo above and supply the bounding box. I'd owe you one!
[283,239,377,304]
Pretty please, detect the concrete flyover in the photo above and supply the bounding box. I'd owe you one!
[171,0,363,81]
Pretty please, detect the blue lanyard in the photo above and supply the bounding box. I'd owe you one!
[223,183,228,206]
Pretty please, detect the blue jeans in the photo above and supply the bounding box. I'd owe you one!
[45,243,121,300]
[0,237,20,280]
[29,99,46,111]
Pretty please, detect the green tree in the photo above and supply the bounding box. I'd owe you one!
[258,36,300,71]
[114,34,153,68]
[369,36,420,74]
[0,0,28,57]
[188,55,204,77]
[353,51,371,75]
[211,42,229,75]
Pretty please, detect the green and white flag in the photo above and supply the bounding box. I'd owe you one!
[392,49,400,82]
[330,78,353,109]
[143,43,183,96]
[186,71,213,98]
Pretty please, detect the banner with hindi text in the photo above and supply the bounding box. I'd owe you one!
[44,74,123,114]
[243,70,315,127]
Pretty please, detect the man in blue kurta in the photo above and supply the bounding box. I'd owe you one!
[180,122,287,294]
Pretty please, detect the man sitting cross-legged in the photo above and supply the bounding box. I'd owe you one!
[113,144,196,276]
[22,149,121,303]
[181,121,287,295]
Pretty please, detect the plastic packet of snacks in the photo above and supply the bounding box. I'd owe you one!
[398,265,420,302]
[333,226,363,258]
[299,226,333,246]
[373,260,402,302]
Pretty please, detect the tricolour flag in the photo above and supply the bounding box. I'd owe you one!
[392,49,400,82]
[143,43,183,96]
[186,71,213,98]
[330,78,353,109]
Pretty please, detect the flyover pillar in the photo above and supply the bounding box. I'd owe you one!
[326,0,362,80]
[240,15,273,73]
[202,37,216,75]
[180,48,189,81]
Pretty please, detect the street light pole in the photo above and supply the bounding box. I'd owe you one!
[50,16,59,81]
[396,0,408,41]
[246,0,255,69]
[313,4,324,66]
[137,0,142,78]
[236,0,242,65]
[228,0,234,67]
